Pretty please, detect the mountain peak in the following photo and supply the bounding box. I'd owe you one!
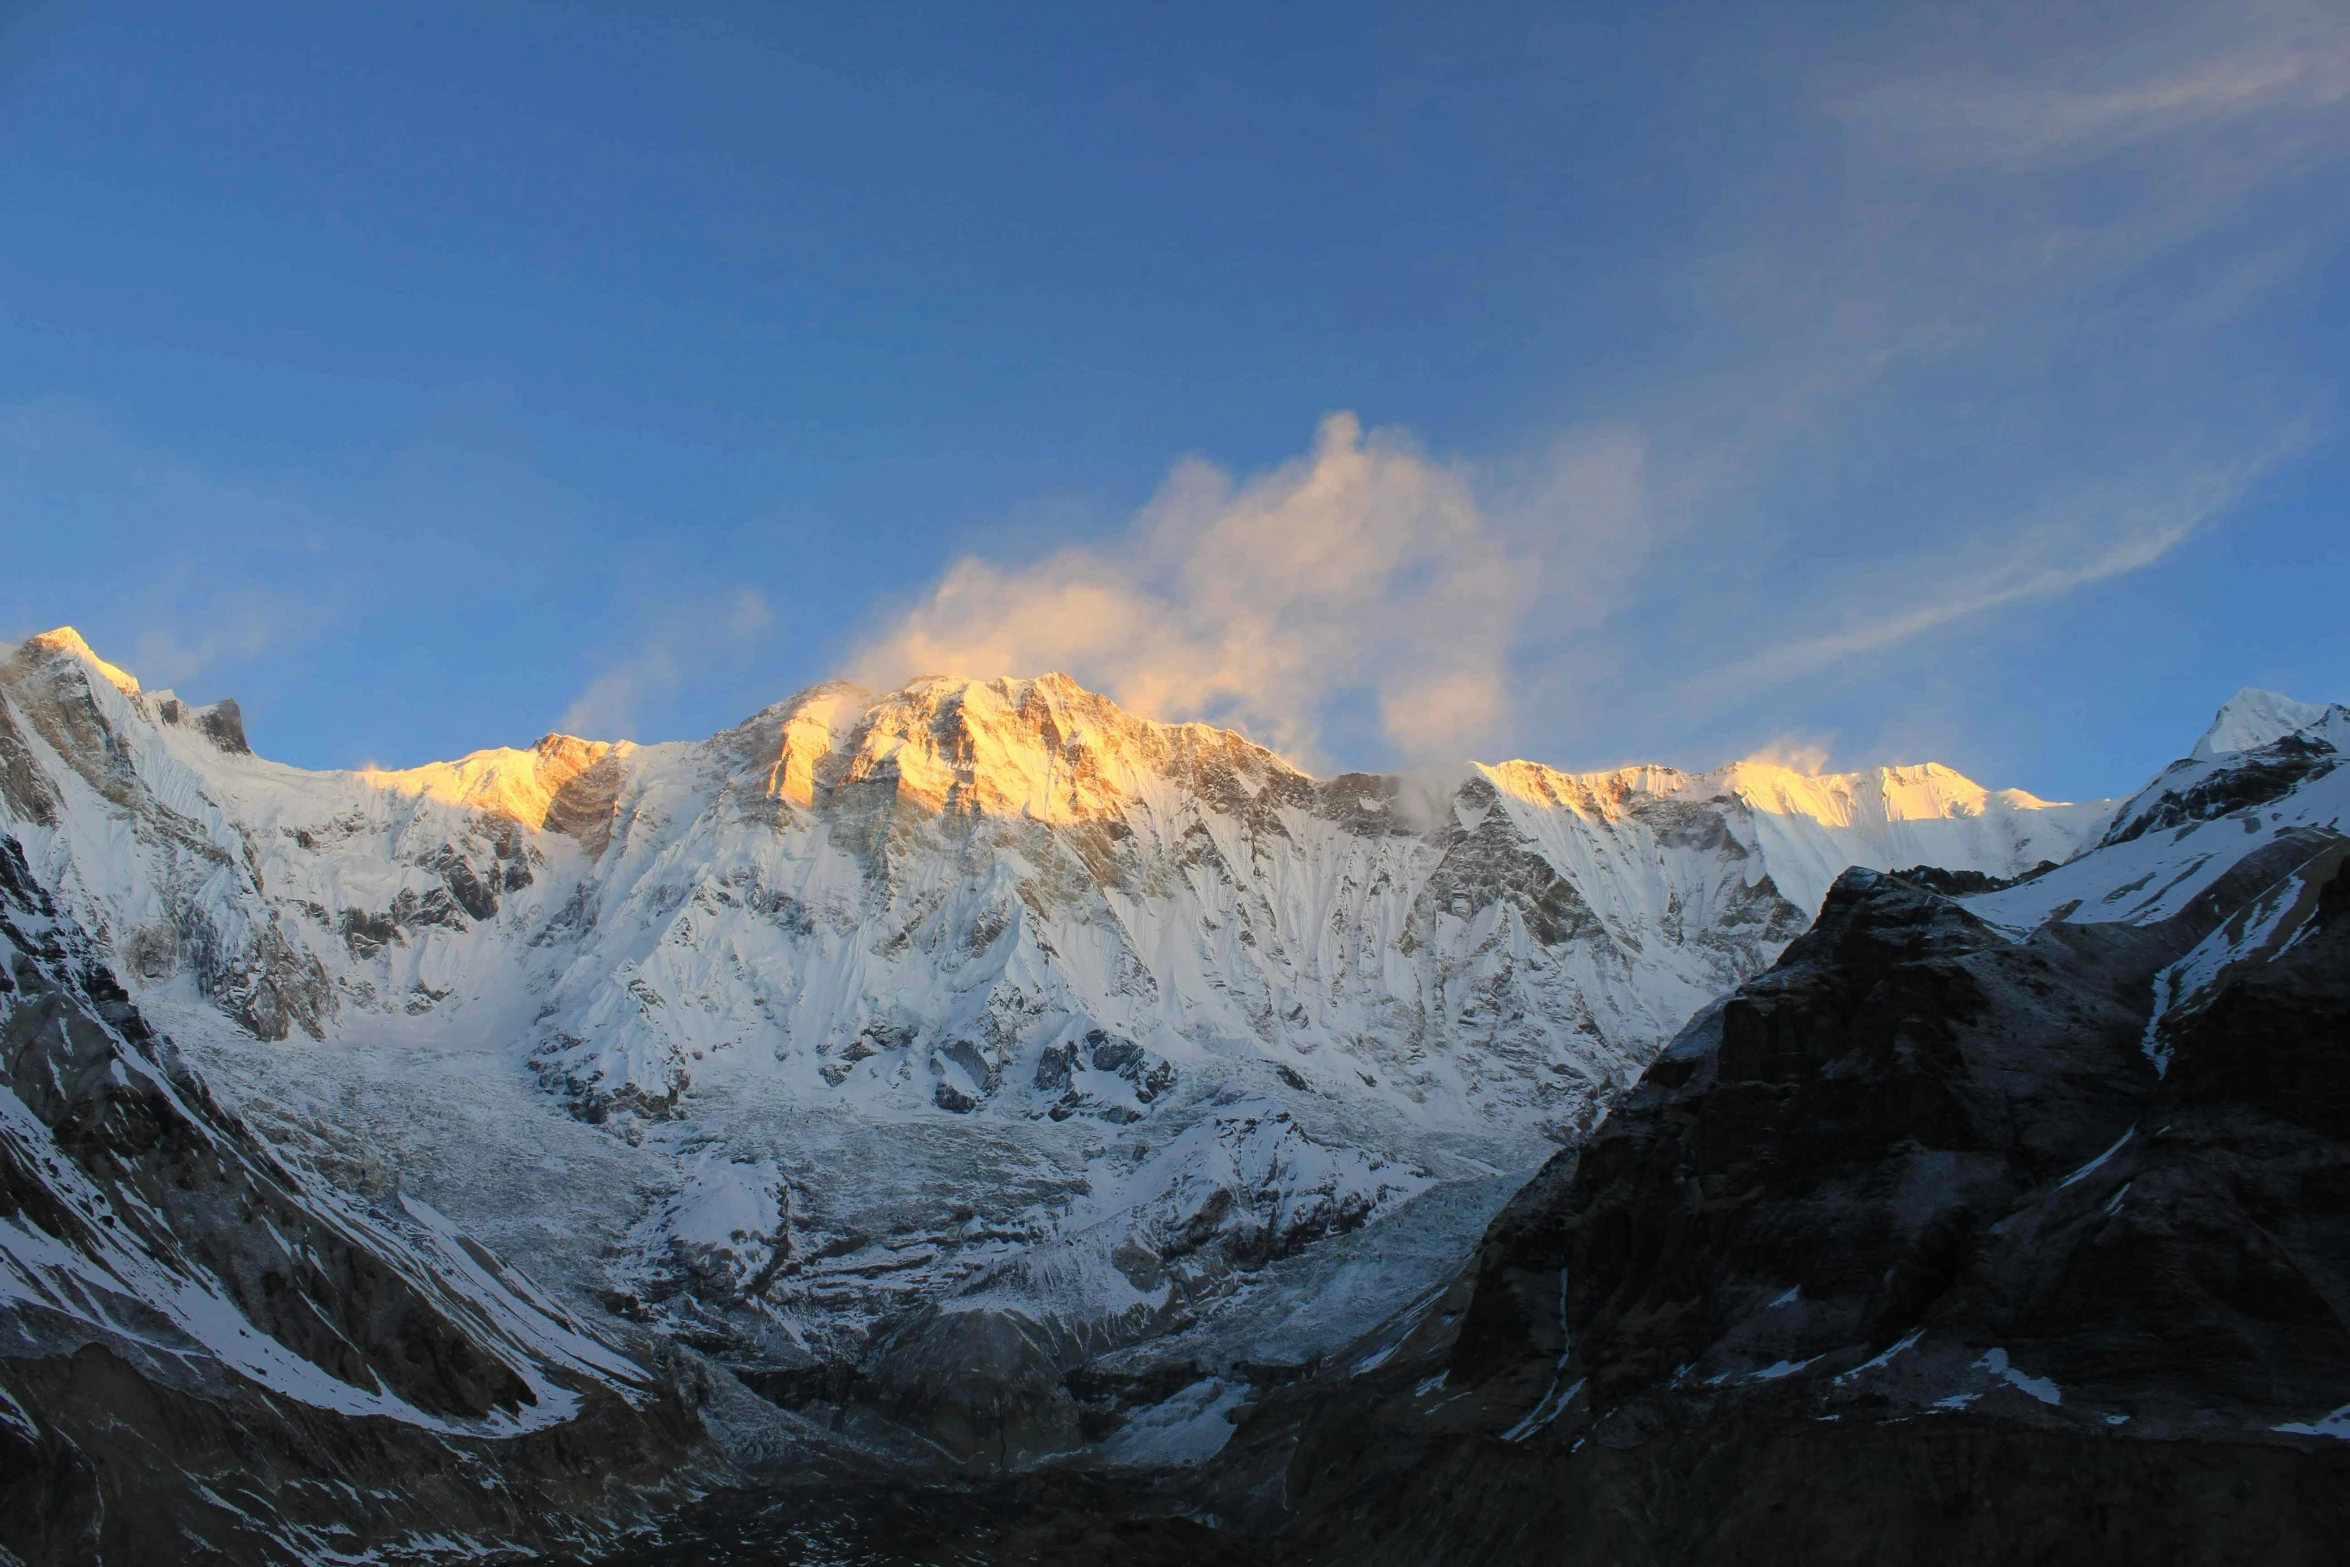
[361,734,626,829]
[2191,687,2336,760]
[764,669,1298,822]
[18,625,142,696]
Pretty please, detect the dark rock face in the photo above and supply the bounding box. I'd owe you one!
[154,695,250,753]
[1035,1027,1178,1122]
[2106,732,2340,845]
[1486,838,2350,1432]
[1279,1410,2349,1567]
[0,836,707,1566]
[0,700,62,827]
[1220,836,2350,1565]
[605,1469,1300,1566]
[543,749,632,854]
[1408,776,1607,950]
[1885,859,2055,895]
[194,696,251,754]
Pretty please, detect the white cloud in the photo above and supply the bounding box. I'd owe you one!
[853,412,1632,769]
[1740,734,1836,776]
[562,588,771,739]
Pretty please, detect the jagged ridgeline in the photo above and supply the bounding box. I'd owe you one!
[2,625,2145,1559]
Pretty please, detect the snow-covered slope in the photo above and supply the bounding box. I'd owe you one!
[0,627,2119,1468]
[1968,696,2350,938]
[0,832,698,1563]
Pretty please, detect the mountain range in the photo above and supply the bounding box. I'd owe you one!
[2,624,2339,1563]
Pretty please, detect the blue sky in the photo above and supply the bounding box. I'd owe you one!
[3,1,2345,801]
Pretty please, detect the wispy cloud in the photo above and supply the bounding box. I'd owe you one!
[1837,9,2350,173]
[1,399,351,695]
[132,607,279,689]
[476,4,2350,779]
[1739,733,1836,777]
[1484,1,2350,774]
[1680,434,2306,708]
[854,413,1646,768]
[562,588,772,740]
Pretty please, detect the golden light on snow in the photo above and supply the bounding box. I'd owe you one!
[24,627,142,696]
[356,733,625,830]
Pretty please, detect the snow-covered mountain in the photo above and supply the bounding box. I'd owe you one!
[0,627,2119,1469]
[1235,685,2350,1566]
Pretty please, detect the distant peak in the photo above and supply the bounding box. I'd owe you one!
[788,679,876,704]
[531,732,616,765]
[889,670,1089,704]
[19,626,141,696]
[157,695,250,754]
[2191,687,2334,760]
[23,626,91,655]
[358,731,625,833]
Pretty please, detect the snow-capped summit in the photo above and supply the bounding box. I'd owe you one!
[18,623,142,694]
[2189,686,2342,759]
[744,670,1302,825]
